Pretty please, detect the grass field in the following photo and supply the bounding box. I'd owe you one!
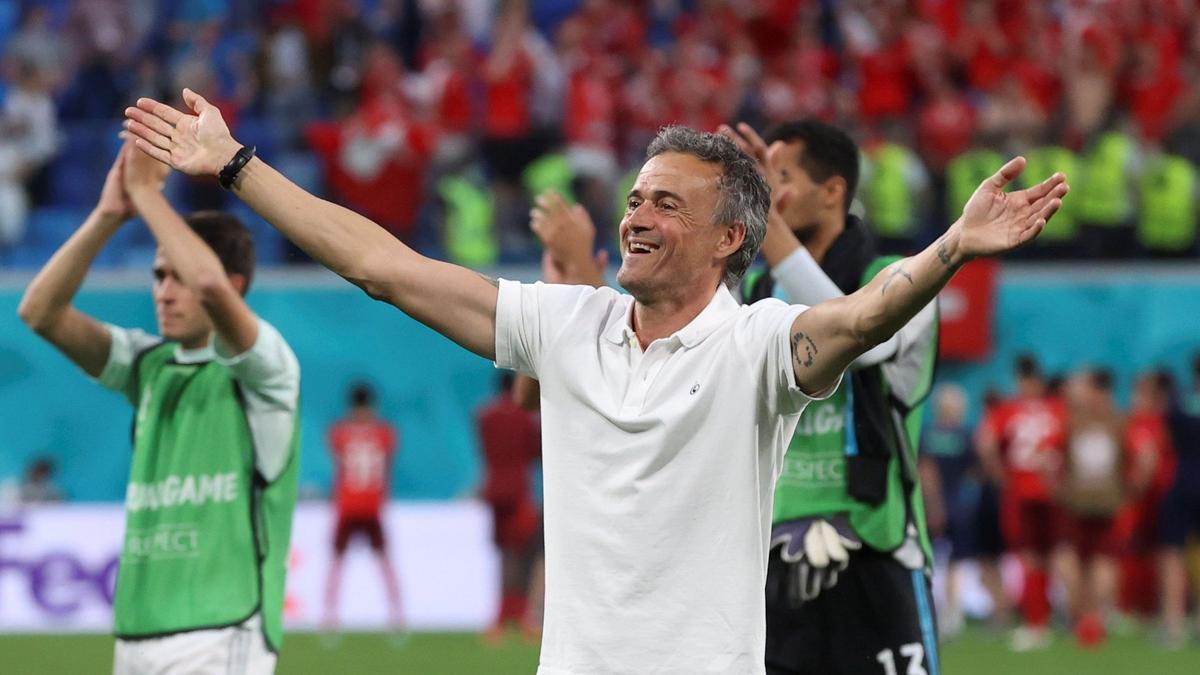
[3,628,1199,674]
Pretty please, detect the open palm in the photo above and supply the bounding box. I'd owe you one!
[959,157,1069,257]
[123,88,239,177]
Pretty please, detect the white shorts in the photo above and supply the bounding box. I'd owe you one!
[113,613,277,675]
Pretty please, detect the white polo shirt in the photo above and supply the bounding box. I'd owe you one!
[495,280,828,675]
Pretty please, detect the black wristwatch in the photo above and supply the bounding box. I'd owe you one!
[218,144,256,190]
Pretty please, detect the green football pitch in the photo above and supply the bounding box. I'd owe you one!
[3,629,1199,674]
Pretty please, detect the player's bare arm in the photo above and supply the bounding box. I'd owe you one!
[124,89,498,359]
[121,140,260,353]
[790,157,1069,394]
[16,151,131,377]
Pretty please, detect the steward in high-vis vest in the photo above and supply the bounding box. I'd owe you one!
[439,174,498,267]
[1137,153,1197,255]
[1024,145,1081,250]
[947,148,1005,223]
[1075,129,1140,257]
[862,141,929,251]
[737,120,941,675]
[17,143,300,675]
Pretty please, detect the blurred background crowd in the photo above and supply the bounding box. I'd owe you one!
[921,354,1200,649]
[4,0,1200,268]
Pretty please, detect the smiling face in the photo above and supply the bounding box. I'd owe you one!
[152,251,214,348]
[616,152,744,306]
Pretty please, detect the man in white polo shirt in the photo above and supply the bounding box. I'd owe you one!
[125,91,1068,674]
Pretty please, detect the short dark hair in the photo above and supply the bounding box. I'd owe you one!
[499,372,515,393]
[1089,368,1114,392]
[645,126,770,289]
[1045,374,1065,397]
[1153,369,1177,396]
[1014,353,1042,380]
[763,120,860,213]
[349,382,375,408]
[184,211,256,294]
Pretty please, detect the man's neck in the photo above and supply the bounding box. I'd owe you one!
[178,333,212,351]
[631,285,719,349]
[800,213,846,264]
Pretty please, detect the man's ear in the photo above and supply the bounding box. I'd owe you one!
[229,273,248,296]
[823,176,847,211]
[718,222,746,258]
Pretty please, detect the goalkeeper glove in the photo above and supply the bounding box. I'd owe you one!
[769,514,862,605]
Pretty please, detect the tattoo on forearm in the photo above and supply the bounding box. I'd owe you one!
[791,331,818,369]
[936,240,951,266]
[477,273,499,288]
[881,265,914,295]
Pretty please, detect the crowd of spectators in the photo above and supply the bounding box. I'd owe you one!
[3,0,1200,266]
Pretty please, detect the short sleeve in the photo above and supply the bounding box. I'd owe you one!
[215,318,301,482]
[742,300,842,417]
[96,324,161,403]
[494,279,597,377]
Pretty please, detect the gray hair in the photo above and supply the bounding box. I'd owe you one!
[645,126,770,289]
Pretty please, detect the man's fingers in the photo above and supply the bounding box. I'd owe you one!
[1019,172,1068,202]
[718,124,754,157]
[987,156,1027,190]
[134,98,184,126]
[736,122,769,155]
[133,138,173,166]
[1017,218,1045,246]
[1036,197,1063,223]
[126,108,176,139]
[125,119,172,152]
[181,88,209,114]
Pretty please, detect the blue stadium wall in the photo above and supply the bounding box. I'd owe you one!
[1,264,1198,501]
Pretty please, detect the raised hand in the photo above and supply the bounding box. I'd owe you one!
[957,157,1069,259]
[123,88,241,177]
[119,134,170,194]
[719,122,782,191]
[530,189,608,286]
[95,147,133,220]
[718,122,796,218]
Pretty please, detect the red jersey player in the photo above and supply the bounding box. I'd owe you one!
[477,373,542,641]
[324,382,402,628]
[977,355,1066,651]
[1118,370,1175,620]
[1057,369,1131,646]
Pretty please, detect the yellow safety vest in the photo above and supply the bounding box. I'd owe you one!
[1138,154,1197,252]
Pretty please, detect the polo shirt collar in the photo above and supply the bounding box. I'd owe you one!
[604,285,739,349]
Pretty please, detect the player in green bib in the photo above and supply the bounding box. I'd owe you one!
[18,141,300,675]
[725,121,940,675]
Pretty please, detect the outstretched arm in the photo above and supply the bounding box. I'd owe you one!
[17,151,131,377]
[788,157,1068,394]
[124,90,498,359]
